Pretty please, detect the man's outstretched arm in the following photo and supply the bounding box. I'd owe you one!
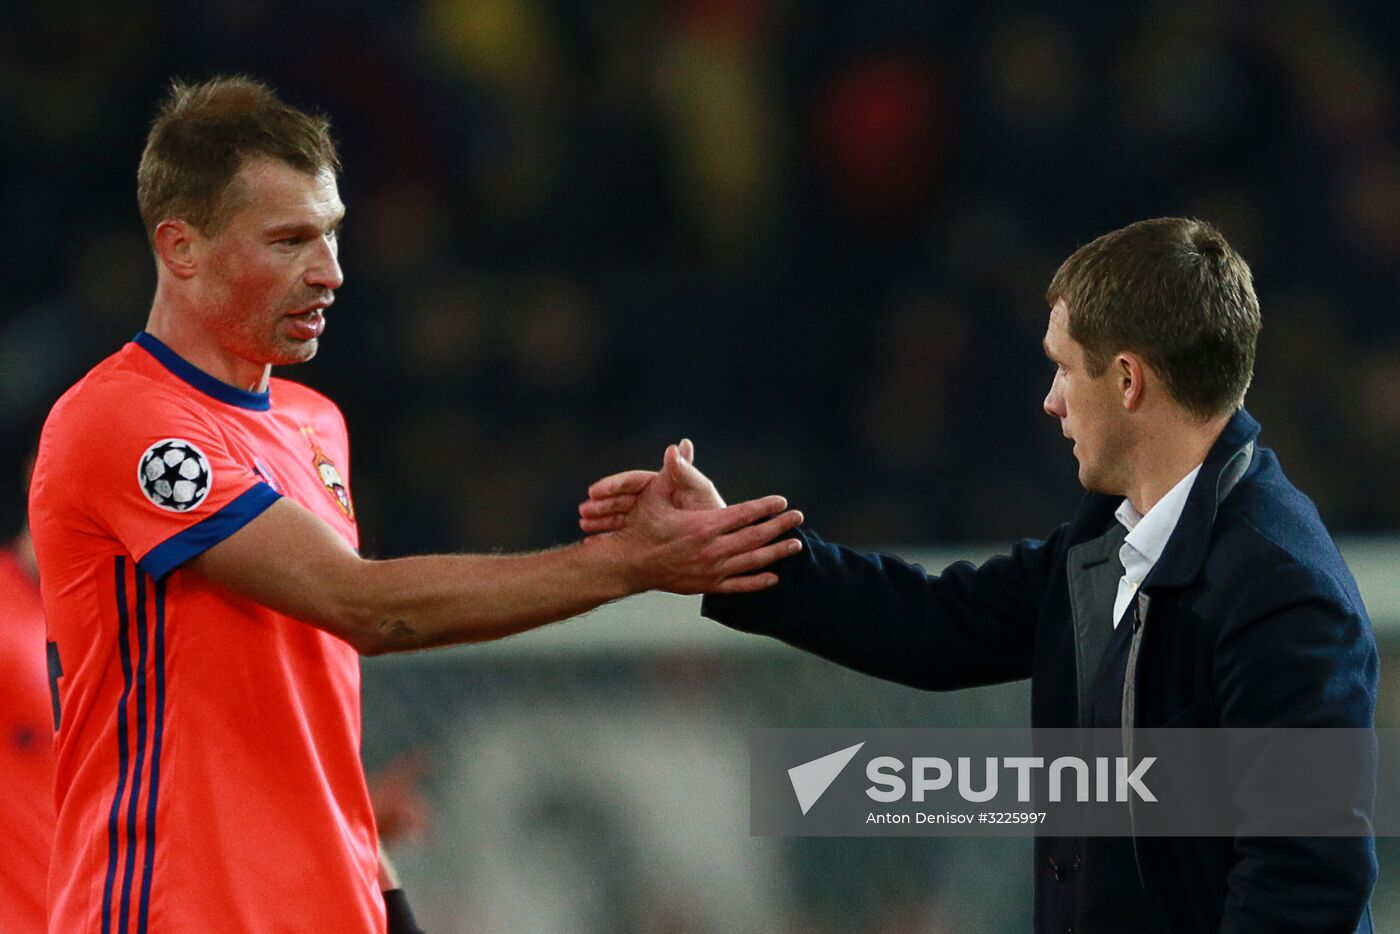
[190,465,802,656]
[582,440,1052,691]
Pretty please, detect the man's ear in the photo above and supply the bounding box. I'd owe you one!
[1117,352,1147,410]
[152,219,200,279]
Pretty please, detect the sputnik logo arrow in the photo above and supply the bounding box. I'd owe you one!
[788,742,865,815]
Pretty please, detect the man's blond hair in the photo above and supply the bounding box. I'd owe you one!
[137,76,339,242]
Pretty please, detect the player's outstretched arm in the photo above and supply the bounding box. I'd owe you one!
[189,467,801,655]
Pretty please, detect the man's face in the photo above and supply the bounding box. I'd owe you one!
[1042,299,1129,493]
[195,158,345,369]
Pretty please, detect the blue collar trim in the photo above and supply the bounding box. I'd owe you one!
[133,332,272,411]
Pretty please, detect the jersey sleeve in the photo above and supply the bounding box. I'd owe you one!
[56,383,282,580]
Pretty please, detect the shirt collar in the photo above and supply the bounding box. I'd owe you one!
[1115,464,1202,577]
[133,331,272,412]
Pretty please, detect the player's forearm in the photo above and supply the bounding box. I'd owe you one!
[190,489,799,653]
[346,542,634,655]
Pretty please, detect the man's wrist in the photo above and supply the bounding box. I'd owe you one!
[577,535,650,599]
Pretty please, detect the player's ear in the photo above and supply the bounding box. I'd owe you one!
[152,219,200,280]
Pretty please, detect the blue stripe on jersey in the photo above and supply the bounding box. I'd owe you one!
[102,558,134,934]
[139,482,283,580]
[132,331,272,411]
[137,577,167,933]
[118,568,150,933]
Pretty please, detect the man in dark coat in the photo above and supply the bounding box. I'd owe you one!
[582,217,1378,933]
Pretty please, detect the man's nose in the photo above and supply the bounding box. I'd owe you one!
[307,235,344,291]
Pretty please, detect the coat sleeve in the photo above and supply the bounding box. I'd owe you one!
[700,525,1065,691]
[1215,562,1379,933]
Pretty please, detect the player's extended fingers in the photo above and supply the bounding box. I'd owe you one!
[709,570,782,594]
[679,438,695,464]
[587,470,655,500]
[712,495,791,533]
[578,494,637,518]
[716,510,804,557]
[579,514,626,534]
[718,536,803,577]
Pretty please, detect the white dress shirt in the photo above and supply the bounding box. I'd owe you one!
[1111,465,1202,628]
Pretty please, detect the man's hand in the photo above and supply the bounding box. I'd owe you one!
[580,439,801,594]
[369,751,433,848]
[580,439,724,533]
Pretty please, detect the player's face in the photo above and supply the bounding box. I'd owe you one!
[1042,300,1130,494]
[196,158,345,368]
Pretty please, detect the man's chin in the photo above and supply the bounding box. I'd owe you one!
[1076,461,1103,493]
[269,337,318,366]
[1077,465,1126,497]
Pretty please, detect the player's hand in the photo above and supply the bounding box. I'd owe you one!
[613,492,803,594]
[585,440,802,593]
[580,439,725,534]
[369,751,433,848]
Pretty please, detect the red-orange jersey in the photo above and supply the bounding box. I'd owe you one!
[29,332,382,934]
[0,544,55,933]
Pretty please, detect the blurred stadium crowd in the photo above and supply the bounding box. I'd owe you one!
[5,1,1400,552]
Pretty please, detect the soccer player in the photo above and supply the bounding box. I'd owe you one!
[0,454,54,934]
[28,77,803,933]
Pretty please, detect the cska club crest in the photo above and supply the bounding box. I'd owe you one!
[301,426,355,521]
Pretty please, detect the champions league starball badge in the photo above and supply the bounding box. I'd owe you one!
[138,439,213,512]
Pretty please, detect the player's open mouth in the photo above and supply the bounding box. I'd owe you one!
[286,309,326,340]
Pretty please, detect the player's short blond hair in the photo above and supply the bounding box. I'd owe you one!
[137,76,340,242]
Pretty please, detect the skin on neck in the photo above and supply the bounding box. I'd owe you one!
[146,280,273,393]
[1118,383,1231,516]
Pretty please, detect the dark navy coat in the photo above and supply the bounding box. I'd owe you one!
[704,409,1378,933]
